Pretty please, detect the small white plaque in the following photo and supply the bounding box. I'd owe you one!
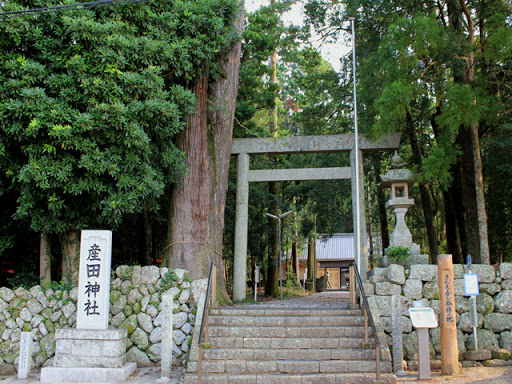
[409,308,438,329]
[18,332,32,379]
[76,230,112,329]
[464,273,480,296]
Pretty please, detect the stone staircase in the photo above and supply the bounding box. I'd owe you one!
[184,304,395,384]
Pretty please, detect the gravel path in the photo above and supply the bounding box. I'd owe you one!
[236,291,351,308]
[397,366,512,384]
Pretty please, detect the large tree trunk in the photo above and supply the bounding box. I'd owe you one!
[460,128,480,261]
[459,0,490,264]
[60,228,80,285]
[166,8,244,303]
[376,167,389,254]
[406,111,439,263]
[265,182,280,298]
[461,0,490,264]
[142,204,153,265]
[40,232,52,284]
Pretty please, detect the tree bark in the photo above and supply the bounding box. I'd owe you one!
[166,7,244,303]
[265,181,280,298]
[40,232,52,284]
[376,167,389,254]
[60,228,80,285]
[459,128,480,261]
[459,0,490,263]
[142,204,153,265]
[406,111,439,263]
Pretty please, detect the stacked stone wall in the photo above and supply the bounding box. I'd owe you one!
[366,262,512,369]
[0,265,206,376]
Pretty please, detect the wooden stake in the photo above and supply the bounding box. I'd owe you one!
[437,254,459,375]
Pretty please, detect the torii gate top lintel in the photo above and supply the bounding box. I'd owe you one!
[231,133,401,155]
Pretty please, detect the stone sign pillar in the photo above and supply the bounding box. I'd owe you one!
[77,230,112,329]
[17,332,33,379]
[41,230,137,384]
[156,291,174,383]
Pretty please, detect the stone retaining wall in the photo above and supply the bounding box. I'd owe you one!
[0,266,206,376]
[366,262,512,369]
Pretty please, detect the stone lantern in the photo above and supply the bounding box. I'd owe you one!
[380,152,420,255]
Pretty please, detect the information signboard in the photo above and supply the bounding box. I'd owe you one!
[464,273,479,296]
[409,307,438,329]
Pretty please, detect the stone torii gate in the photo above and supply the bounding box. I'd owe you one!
[231,133,401,302]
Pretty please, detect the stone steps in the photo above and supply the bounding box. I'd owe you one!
[185,305,394,384]
[208,315,364,327]
[208,336,371,349]
[202,347,376,361]
[187,359,391,374]
[209,325,367,338]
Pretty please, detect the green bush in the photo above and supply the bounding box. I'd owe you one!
[386,245,410,263]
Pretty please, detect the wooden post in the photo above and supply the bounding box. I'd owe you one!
[437,254,459,375]
[363,306,368,343]
[211,264,217,307]
[349,264,356,305]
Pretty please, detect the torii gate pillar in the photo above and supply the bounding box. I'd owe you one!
[231,133,401,302]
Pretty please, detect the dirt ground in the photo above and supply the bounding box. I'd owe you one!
[2,366,512,383]
[397,366,512,384]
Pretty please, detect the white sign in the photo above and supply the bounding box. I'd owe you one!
[18,332,32,379]
[464,273,480,296]
[77,230,112,330]
[409,308,438,329]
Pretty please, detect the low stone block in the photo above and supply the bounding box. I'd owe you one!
[501,279,512,290]
[375,282,401,296]
[463,349,491,361]
[483,359,508,367]
[403,279,423,300]
[458,312,484,333]
[466,329,499,351]
[477,293,495,314]
[40,362,137,383]
[484,313,512,332]
[471,265,496,283]
[54,328,127,369]
[500,331,512,350]
[495,290,512,313]
[481,283,501,296]
[368,268,388,284]
[422,281,439,300]
[387,264,405,285]
[491,348,511,360]
[408,265,437,282]
[499,263,512,280]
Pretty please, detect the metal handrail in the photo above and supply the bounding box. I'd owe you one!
[198,261,216,345]
[197,262,216,384]
[351,261,381,381]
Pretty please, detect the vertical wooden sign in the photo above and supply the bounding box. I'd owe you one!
[437,254,459,375]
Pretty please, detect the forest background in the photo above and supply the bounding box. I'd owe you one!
[0,0,511,300]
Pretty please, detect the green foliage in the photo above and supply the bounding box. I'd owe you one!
[386,245,410,263]
[7,272,38,289]
[0,0,240,235]
[233,296,259,304]
[160,270,178,291]
[41,280,74,293]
